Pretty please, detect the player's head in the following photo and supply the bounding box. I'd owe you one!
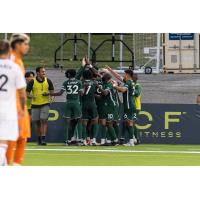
[0,40,10,58]
[36,66,46,79]
[10,33,30,56]
[132,73,138,83]
[25,71,35,83]
[82,69,93,80]
[102,73,112,83]
[65,69,76,79]
[99,68,109,76]
[124,69,134,81]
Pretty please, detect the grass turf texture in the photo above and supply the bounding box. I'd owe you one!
[0,33,157,68]
[23,143,200,166]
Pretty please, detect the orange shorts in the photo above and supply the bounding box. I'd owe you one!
[18,106,31,139]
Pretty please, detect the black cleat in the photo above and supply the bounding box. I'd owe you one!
[119,138,125,145]
[111,142,119,146]
[135,139,141,145]
[41,141,47,146]
[101,143,112,146]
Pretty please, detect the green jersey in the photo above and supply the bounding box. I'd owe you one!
[123,79,135,110]
[82,79,97,104]
[113,87,120,108]
[61,78,82,102]
[103,82,117,108]
[95,78,105,106]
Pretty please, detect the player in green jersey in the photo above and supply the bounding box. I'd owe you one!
[111,79,121,143]
[106,67,136,146]
[81,70,99,146]
[96,73,119,146]
[94,69,108,145]
[45,69,83,145]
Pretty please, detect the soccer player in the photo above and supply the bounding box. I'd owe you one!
[96,73,119,146]
[0,40,26,166]
[6,33,31,165]
[95,69,107,145]
[106,66,136,146]
[26,67,54,145]
[45,69,83,145]
[81,70,99,146]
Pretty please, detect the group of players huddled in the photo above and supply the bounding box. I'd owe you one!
[44,57,142,146]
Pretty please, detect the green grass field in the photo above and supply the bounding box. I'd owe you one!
[23,143,200,166]
[0,33,157,68]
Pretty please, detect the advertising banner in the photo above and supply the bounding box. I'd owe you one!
[29,103,200,144]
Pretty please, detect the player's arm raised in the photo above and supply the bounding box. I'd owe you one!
[85,56,101,78]
[113,81,128,93]
[105,65,123,82]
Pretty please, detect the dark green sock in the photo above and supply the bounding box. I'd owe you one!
[100,124,106,139]
[120,122,126,139]
[113,123,120,138]
[69,119,77,140]
[64,120,70,141]
[107,126,117,141]
[92,123,99,139]
[82,124,87,140]
[77,122,82,139]
[106,129,111,141]
[133,125,138,139]
[127,125,134,139]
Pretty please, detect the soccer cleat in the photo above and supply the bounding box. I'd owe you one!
[92,142,97,146]
[101,142,112,146]
[100,139,106,145]
[82,140,88,146]
[133,138,137,145]
[135,139,141,145]
[41,141,47,146]
[123,142,135,146]
[111,142,119,146]
[41,136,47,145]
[119,138,125,145]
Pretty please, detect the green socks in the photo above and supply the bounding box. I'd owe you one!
[126,125,134,139]
[99,124,106,139]
[113,123,120,138]
[92,123,99,139]
[82,124,87,140]
[107,126,117,141]
[133,125,138,139]
[77,122,82,140]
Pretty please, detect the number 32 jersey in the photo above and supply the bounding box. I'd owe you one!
[0,59,26,121]
[61,78,82,102]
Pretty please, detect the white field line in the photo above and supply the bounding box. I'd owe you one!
[25,148,200,154]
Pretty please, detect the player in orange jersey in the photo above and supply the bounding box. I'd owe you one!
[6,33,31,165]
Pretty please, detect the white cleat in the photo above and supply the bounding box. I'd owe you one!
[123,142,135,146]
[133,138,137,144]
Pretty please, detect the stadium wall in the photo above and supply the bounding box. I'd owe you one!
[29,103,200,144]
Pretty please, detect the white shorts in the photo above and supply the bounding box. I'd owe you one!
[0,120,19,141]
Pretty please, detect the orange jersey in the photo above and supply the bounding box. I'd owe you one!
[10,51,31,138]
